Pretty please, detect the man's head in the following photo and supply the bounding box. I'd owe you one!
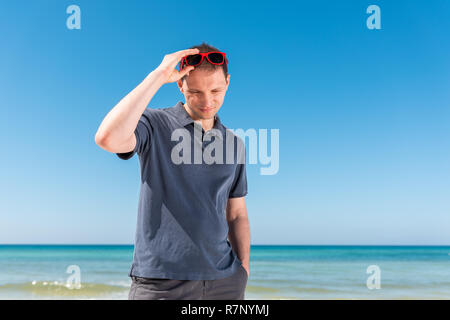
[177,42,230,121]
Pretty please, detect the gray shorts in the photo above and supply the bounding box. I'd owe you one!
[128,264,248,300]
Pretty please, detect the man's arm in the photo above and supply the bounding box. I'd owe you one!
[226,196,251,276]
[94,48,199,153]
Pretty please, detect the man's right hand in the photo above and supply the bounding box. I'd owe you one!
[95,48,201,154]
[156,48,200,84]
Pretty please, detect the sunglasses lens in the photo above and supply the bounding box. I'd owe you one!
[208,52,224,64]
[186,54,202,66]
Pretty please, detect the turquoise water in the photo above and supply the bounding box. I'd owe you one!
[1,245,449,299]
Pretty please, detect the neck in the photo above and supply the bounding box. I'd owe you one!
[194,119,215,132]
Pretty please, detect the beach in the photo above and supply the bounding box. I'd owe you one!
[1,245,449,300]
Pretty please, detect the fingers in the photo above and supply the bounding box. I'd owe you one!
[172,48,200,64]
[165,48,200,70]
[179,66,195,78]
[176,48,200,59]
[159,48,199,80]
[166,65,194,83]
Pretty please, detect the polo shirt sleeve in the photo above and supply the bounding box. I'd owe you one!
[116,110,154,160]
[228,138,248,198]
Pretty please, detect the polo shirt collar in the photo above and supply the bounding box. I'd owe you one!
[174,101,225,139]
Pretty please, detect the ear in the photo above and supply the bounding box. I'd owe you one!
[177,78,184,93]
[226,74,230,88]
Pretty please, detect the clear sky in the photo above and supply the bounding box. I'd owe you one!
[1,0,449,245]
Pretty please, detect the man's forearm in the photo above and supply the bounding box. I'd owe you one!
[95,68,168,148]
[228,215,251,268]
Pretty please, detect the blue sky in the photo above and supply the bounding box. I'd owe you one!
[0,0,449,245]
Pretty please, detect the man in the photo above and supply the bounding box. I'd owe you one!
[95,42,250,300]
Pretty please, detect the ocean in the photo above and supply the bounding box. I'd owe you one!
[0,245,449,300]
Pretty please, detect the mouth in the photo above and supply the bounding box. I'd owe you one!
[199,107,215,112]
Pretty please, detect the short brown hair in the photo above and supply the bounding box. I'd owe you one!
[180,42,228,82]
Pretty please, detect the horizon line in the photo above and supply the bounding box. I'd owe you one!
[1,243,450,246]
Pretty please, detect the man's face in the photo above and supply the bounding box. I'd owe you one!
[177,68,230,120]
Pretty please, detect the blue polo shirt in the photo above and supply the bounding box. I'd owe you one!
[116,101,248,280]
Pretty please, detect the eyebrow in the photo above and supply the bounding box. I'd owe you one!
[188,87,224,92]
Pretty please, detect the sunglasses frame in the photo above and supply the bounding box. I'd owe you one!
[179,51,227,71]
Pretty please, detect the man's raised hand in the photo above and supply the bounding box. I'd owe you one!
[156,48,200,84]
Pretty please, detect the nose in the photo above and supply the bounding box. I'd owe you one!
[202,94,214,108]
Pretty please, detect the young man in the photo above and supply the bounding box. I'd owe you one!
[95,43,250,300]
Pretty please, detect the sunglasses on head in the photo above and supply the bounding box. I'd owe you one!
[179,51,227,71]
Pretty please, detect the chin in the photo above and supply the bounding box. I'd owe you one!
[197,107,216,116]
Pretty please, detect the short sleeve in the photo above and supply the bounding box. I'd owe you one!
[116,110,153,160]
[228,138,248,198]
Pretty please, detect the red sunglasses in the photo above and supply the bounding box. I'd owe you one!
[179,51,227,71]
